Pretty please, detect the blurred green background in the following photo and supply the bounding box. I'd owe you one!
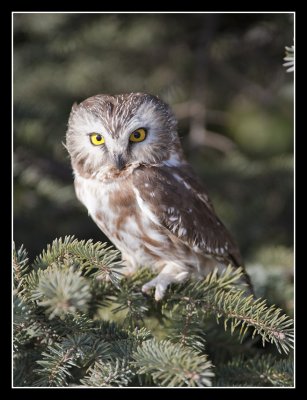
[13,13,294,309]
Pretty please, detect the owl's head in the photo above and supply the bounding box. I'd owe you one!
[66,93,183,177]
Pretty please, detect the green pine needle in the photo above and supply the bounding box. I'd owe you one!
[34,343,78,387]
[13,243,30,291]
[132,339,214,387]
[31,268,91,319]
[216,354,294,387]
[33,236,122,287]
[80,359,133,387]
[165,266,293,354]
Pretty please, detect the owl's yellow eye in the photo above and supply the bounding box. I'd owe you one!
[129,128,147,143]
[90,133,105,146]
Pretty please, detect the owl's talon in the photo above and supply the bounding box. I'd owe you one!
[154,284,167,301]
[141,284,151,294]
[141,279,157,294]
[142,282,166,301]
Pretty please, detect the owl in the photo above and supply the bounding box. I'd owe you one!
[66,93,252,300]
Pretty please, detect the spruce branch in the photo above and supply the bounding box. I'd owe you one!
[33,236,77,270]
[92,320,130,341]
[33,236,122,287]
[34,343,78,387]
[129,326,153,342]
[80,359,133,387]
[164,266,293,354]
[13,294,32,328]
[201,319,258,363]
[47,313,94,337]
[283,44,294,73]
[111,268,156,327]
[13,243,30,292]
[215,354,294,387]
[13,295,59,350]
[31,267,91,319]
[165,265,247,306]
[210,290,293,354]
[132,339,214,387]
[109,327,152,360]
[113,288,149,328]
[166,301,207,353]
[61,334,112,366]
[70,240,123,287]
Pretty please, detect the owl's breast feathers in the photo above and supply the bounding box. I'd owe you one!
[131,164,243,268]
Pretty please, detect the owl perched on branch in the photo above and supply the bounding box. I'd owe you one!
[66,93,252,300]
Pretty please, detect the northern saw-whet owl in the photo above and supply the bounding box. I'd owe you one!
[66,93,252,300]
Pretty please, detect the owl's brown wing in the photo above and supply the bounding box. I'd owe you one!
[132,164,243,268]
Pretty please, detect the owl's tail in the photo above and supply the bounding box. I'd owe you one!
[229,255,255,298]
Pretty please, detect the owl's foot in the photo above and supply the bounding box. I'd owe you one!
[142,263,189,301]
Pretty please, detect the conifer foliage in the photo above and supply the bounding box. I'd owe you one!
[13,236,294,387]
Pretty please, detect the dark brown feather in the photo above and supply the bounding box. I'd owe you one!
[132,164,254,292]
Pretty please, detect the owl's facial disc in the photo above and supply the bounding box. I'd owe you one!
[66,93,182,177]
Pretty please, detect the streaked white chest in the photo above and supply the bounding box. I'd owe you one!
[75,176,112,228]
[74,174,167,265]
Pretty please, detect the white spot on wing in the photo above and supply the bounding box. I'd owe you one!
[171,224,178,233]
[173,173,183,182]
[197,193,209,203]
[178,227,187,236]
[183,181,191,189]
[172,173,191,190]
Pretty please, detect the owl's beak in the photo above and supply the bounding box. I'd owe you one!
[112,153,126,171]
